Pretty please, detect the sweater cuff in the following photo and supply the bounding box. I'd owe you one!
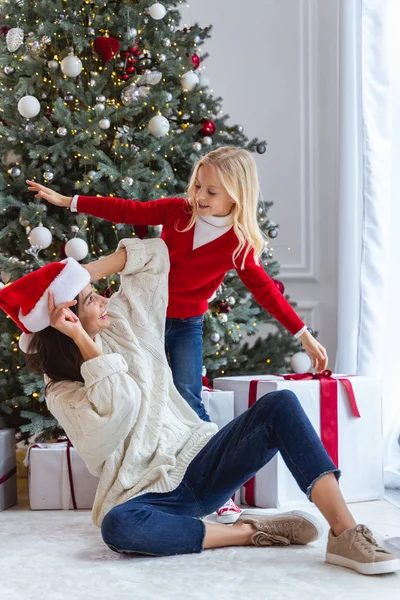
[294,325,308,338]
[117,238,146,276]
[70,195,79,212]
[81,353,128,387]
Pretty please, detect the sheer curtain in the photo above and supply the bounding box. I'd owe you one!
[336,0,400,484]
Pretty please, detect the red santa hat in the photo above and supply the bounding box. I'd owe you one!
[0,257,90,352]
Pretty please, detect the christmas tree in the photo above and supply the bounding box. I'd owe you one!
[0,0,301,440]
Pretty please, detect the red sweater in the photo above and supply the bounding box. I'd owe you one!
[76,196,305,334]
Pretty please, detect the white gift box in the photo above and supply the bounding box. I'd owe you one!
[25,442,99,510]
[0,429,17,511]
[214,375,384,508]
[201,388,234,430]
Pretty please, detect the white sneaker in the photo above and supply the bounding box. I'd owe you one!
[216,499,242,524]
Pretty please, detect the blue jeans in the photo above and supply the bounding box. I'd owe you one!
[165,315,210,422]
[101,390,340,556]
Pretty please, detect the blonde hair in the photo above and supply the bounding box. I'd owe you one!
[185,146,267,269]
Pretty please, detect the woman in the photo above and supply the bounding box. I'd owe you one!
[0,236,397,575]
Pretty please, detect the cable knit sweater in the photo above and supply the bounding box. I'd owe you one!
[45,238,217,527]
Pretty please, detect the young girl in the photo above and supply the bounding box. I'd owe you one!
[26,146,327,523]
[0,237,397,575]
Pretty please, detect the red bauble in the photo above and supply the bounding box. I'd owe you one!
[273,279,285,294]
[126,66,135,74]
[201,119,216,136]
[0,27,10,36]
[128,46,141,56]
[120,73,130,81]
[120,50,130,59]
[191,53,200,69]
[93,36,120,62]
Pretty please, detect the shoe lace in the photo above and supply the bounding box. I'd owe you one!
[261,520,298,544]
[352,524,392,556]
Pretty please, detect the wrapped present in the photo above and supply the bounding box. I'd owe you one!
[24,441,99,510]
[201,388,234,429]
[0,429,17,511]
[214,372,384,508]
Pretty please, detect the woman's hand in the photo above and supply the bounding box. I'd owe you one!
[26,180,72,208]
[48,291,85,341]
[299,330,328,373]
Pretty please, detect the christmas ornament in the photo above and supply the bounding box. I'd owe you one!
[71,225,80,233]
[19,217,30,227]
[198,73,210,87]
[96,95,106,103]
[273,279,285,294]
[158,53,166,62]
[201,119,216,136]
[194,35,201,44]
[28,225,52,249]
[181,71,199,91]
[193,142,202,152]
[268,227,278,238]
[57,127,67,137]
[148,115,170,137]
[6,28,24,52]
[227,296,236,305]
[18,95,40,119]
[95,102,105,112]
[48,59,59,70]
[87,27,95,36]
[137,71,162,86]
[43,171,54,182]
[122,176,134,185]
[9,166,21,178]
[121,84,140,104]
[126,27,138,39]
[4,65,15,75]
[99,118,111,130]
[65,238,88,261]
[61,55,83,77]
[202,136,213,146]
[149,3,166,19]
[256,143,267,154]
[64,93,74,103]
[191,54,200,69]
[88,170,97,179]
[211,333,221,343]
[24,123,34,135]
[165,92,173,102]
[290,352,312,374]
[217,313,228,323]
[0,27,10,36]
[93,36,120,62]
[237,125,244,133]
[199,102,207,111]
[162,38,171,47]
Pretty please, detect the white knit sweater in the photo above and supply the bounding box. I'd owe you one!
[46,238,217,526]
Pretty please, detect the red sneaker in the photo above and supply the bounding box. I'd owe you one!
[216,499,243,524]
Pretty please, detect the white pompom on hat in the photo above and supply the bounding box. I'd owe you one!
[0,257,90,352]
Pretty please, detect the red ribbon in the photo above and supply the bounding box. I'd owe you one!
[0,466,16,486]
[29,438,77,509]
[243,371,361,506]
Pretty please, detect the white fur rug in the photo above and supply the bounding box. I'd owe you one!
[1,500,400,600]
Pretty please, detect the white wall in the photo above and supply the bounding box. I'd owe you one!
[180,0,340,361]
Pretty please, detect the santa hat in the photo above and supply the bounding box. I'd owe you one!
[0,257,90,352]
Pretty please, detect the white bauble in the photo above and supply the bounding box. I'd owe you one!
[199,73,210,88]
[17,95,40,119]
[193,142,202,152]
[181,71,199,91]
[290,351,312,374]
[65,238,88,261]
[61,55,83,78]
[149,3,166,19]
[99,118,111,130]
[148,115,170,137]
[217,313,228,323]
[202,136,213,146]
[28,225,53,249]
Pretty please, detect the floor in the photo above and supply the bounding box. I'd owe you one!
[1,479,400,600]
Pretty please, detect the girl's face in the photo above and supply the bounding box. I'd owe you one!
[76,284,110,338]
[194,165,235,217]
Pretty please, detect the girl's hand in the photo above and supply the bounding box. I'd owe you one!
[48,291,84,341]
[26,180,72,208]
[299,330,328,373]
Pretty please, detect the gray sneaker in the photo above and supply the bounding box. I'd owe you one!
[238,510,323,547]
[326,524,400,575]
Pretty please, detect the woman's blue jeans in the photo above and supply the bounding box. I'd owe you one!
[101,390,340,556]
[165,315,210,422]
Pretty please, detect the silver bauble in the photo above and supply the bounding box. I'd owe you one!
[4,66,15,75]
[43,170,54,182]
[10,166,21,178]
[122,176,134,185]
[57,127,68,137]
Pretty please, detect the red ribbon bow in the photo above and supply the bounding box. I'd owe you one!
[244,371,361,506]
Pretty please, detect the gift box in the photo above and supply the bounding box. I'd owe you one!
[0,429,17,511]
[25,441,99,510]
[214,373,384,508]
[201,388,234,429]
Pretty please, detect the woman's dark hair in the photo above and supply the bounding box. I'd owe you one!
[25,297,84,384]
